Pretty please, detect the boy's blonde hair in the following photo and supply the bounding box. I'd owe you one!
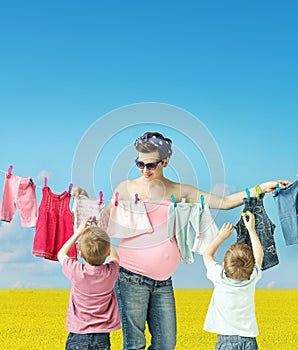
[78,227,110,266]
[224,242,255,281]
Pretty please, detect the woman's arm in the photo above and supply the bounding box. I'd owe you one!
[183,180,291,210]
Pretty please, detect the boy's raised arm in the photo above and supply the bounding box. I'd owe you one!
[242,212,264,267]
[203,222,234,269]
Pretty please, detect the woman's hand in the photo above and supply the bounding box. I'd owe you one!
[71,186,89,198]
[259,180,291,193]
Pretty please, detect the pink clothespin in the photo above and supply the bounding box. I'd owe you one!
[68,183,73,196]
[91,216,97,224]
[44,177,48,187]
[115,192,119,207]
[6,165,13,179]
[135,193,139,204]
[99,191,103,206]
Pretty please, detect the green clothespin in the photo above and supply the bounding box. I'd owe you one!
[241,211,249,217]
[189,199,193,207]
[255,185,261,200]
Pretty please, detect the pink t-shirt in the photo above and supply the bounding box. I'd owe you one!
[62,257,121,334]
[117,201,180,280]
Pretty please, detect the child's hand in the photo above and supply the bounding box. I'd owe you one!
[218,222,234,240]
[242,211,255,231]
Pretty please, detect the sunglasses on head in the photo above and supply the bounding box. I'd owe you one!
[135,158,164,170]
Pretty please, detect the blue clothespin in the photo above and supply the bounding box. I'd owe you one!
[276,183,281,193]
[170,194,177,207]
[200,195,204,209]
[245,188,251,201]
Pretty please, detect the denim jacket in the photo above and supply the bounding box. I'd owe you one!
[235,193,279,271]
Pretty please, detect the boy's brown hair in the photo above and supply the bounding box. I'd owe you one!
[224,242,255,281]
[78,227,110,266]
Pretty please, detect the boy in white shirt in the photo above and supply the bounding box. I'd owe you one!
[203,212,263,350]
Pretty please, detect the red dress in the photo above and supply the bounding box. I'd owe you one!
[32,186,77,261]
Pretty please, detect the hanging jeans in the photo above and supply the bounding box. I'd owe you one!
[273,180,298,246]
[235,194,278,271]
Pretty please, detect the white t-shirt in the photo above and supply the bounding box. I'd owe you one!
[204,261,261,337]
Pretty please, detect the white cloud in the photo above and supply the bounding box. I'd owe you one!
[267,281,276,289]
[35,170,54,182]
[211,183,237,196]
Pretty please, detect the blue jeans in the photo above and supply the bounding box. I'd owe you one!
[235,194,278,270]
[115,266,176,350]
[65,332,110,350]
[216,335,258,350]
[273,180,298,246]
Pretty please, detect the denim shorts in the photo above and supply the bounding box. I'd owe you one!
[216,335,258,349]
[273,180,298,246]
[65,332,110,350]
[235,194,279,270]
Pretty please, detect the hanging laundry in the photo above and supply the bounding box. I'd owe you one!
[107,200,153,238]
[192,203,219,255]
[32,186,76,261]
[0,174,37,227]
[235,193,278,271]
[72,195,107,231]
[273,180,298,246]
[167,202,202,264]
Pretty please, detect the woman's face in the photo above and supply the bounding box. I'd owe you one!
[136,151,167,180]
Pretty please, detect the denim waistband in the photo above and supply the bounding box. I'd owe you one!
[119,266,172,286]
[218,335,256,342]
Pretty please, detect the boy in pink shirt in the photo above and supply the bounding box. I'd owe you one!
[58,218,121,350]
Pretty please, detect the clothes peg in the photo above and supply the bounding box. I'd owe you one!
[135,193,139,204]
[29,178,34,186]
[189,199,193,207]
[115,192,119,207]
[99,191,104,206]
[6,165,13,179]
[276,183,281,193]
[170,194,177,207]
[68,183,73,196]
[245,188,251,201]
[200,195,204,209]
[44,177,48,187]
[255,185,261,200]
[91,216,97,224]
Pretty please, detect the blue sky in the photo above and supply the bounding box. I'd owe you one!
[0,1,297,289]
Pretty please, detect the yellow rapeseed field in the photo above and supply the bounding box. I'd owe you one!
[0,290,297,349]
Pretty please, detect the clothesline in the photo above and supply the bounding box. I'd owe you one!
[0,167,177,206]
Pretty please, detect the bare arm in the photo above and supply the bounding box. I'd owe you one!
[242,211,264,267]
[184,180,291,210]
[57,219,89,264]
[109,245,120,263]
[203,222,235,269]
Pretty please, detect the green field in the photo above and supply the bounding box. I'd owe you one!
[0,290,297,349]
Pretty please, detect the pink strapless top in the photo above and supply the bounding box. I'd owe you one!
[117,201,180,280]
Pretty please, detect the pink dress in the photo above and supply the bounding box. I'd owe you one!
[32,186,76,261]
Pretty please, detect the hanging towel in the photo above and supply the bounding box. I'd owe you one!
[0,174,37,227]
[107,200,153,238]
[32,186,76,261]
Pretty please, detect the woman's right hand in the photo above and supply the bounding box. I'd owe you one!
[71,186,89,198]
